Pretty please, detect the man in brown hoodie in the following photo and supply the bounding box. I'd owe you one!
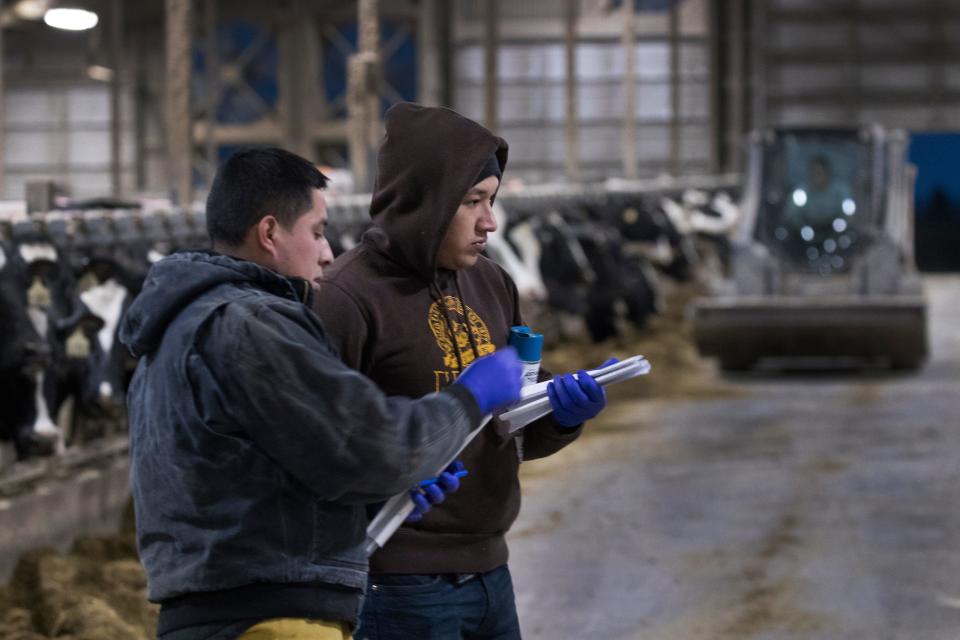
[317,103,610,639]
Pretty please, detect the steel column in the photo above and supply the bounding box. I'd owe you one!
[279,0,317,158]
[726,0,745,173]
[622,0,637,179]
[110,0,124,196]
[483,0,498,132]
[347,0,381,191]
[669,1,681,176]
[417,0,442,106]
[204,0,219,179]
[749,0,767,131]
[0,2,5,199]
[165,0,193,205]
[564,0,579,182]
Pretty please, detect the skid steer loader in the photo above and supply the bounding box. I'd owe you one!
[692,125,928,371]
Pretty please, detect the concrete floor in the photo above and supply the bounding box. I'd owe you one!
[509,275,960,640]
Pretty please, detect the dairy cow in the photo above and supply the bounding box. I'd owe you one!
[0,241,75,460]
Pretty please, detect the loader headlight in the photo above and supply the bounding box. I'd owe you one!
[792,189,808,207]
[833,218,848,233]
[842,198,856,215]
[801,225,815,242]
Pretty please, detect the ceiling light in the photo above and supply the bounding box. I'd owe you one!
[13,0,51,20]
[44,7,98,31]
[86,65,114,82]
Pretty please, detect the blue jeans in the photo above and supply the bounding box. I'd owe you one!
[354,564,522,640]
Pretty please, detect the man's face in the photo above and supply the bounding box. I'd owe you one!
[272,188,334,283]
[810,161,830,190]
[436,175,500,271]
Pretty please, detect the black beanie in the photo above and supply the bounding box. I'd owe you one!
[474,154,502,186]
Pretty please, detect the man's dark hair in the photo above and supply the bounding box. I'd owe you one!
[206,147,328,247]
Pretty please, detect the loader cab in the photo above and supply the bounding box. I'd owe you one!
[756,129,881,275]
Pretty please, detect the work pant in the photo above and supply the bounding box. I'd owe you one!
[354,564,522,640]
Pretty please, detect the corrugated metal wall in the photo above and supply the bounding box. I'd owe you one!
[451,0,714,183]
[3,86,135,200]
[756,0,960,131]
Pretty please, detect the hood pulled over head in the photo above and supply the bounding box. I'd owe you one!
[367,102,508,281]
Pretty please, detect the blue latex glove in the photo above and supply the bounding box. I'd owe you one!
[454,347,523,415]
[547,358,618,428]
[406,461,468,523]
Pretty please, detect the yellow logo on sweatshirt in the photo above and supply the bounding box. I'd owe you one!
[428,296,495,390]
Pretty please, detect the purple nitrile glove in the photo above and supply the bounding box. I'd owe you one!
[547,358,619,428]
[405,461,467,523]
[454,347,523,415]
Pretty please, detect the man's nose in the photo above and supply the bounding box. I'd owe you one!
[318,239,334,267]
[479,205,498,233]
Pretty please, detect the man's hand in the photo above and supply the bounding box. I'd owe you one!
[405,461,468,523]
[454,347,523,415]
[547,358,618,428]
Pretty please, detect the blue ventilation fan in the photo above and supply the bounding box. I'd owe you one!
[194,21,279,125]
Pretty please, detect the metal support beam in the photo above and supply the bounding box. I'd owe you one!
[347,0,381,192]
[166,0,193,205]
[438,0,454,108]
[726,0,745,173]
[621,0,637,179]
[0,3,5,199]
[133,40,148,191]
[929,0,947,128]
[204,0,219,180]
[707,0,721,173]
[749,0,767,131]
[110,0,124,196]
[278,0,318,158]
[564,0,579,182]
[417,0,442,106]
[845,0,862,124]
[668,1,681,176]
[483,0,498,132]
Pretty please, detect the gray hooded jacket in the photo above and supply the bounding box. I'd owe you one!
[119,251,480,626]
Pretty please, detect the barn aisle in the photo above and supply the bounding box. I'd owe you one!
[509,275,960,640]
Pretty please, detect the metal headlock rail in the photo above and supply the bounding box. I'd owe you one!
[0,173,741,249]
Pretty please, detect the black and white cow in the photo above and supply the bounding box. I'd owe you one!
[497,197,658,343]
[53,253,142,446]
[0,240,75,460]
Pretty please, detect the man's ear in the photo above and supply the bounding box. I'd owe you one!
[255,215,280,256]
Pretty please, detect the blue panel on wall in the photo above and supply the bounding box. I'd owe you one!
[909,132,960,271]
[194,21,279,125]
[609,0,677,11]
[322,20,418,118]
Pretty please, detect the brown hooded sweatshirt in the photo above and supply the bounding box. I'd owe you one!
[316,103,582,574]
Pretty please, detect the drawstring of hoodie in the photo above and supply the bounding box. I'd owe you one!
[453,273,482,363]
[429,280,466,374]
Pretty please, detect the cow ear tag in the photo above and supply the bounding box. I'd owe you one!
[66,328,91,359]
[27,277,52,308]
[622,208,639,225]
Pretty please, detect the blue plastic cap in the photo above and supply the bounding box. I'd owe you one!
[508,326,543,362]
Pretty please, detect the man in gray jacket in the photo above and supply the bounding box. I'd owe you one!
[118,147,523,640]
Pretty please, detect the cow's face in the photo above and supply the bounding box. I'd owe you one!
[68,262,132,414]
[437,175,500,271]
